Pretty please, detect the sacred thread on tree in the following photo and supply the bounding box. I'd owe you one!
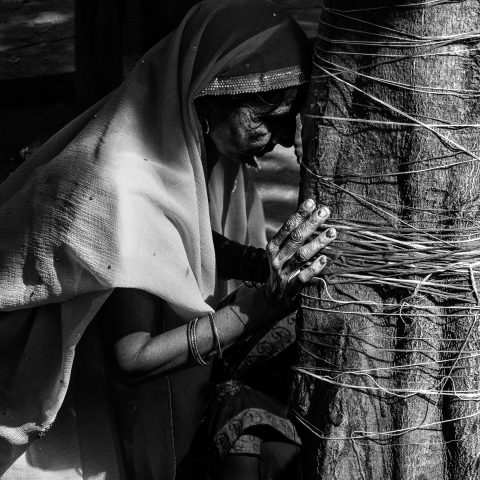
[293,1,480,479]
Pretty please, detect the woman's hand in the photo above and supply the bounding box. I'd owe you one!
[264,199,335,311]
[102,200,334,378]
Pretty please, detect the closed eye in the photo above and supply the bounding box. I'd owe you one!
[260,111,296,129]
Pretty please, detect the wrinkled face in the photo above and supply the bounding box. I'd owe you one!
[206,89,300,164]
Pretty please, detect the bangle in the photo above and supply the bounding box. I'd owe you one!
[208,312,223,360]
[187,317,208,366]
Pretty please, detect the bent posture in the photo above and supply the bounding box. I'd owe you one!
[0,1,335,479]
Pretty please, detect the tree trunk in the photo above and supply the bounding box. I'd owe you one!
[293,1,480,479]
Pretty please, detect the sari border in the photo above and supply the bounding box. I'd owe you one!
[195,65,308,97]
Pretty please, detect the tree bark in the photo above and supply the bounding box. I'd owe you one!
[293,1,480,479]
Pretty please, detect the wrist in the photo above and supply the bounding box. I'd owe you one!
[241,284,291,330]
[215,284,292,341]
[261,284,296,319]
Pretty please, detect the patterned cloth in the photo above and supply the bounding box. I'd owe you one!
[178,315,300,480]
[210,381,301,457]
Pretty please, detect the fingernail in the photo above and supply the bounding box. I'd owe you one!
[326,228,336,238]
[319,255,327,264]
[318,206,329,218]
[304,199,315,209]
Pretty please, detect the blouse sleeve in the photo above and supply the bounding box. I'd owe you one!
[212,230,269,283]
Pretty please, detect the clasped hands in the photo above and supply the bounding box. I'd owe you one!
[264,199,335,311]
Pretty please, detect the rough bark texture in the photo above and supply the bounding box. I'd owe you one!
[293,1,480,479]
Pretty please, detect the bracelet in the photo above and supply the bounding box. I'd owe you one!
[208,312,223,360]
[187,317,208,366]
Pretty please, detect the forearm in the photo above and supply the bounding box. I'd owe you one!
[120,285,288,379]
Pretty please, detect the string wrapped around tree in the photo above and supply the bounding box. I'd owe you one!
[292,1,480,479]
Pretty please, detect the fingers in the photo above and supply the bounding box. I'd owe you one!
[287,257,326,295]
[276,205,330,264]
[267,199,316,258]
[284,226,336,276]
[264,200,334,309]
[290,255,327,290]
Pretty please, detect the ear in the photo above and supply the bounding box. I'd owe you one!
[194,97,208,121]
[194,96,230,132]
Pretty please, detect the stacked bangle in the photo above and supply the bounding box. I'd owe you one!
[208,312,223,359]
[187,313,224,364]
[187,317,208,366]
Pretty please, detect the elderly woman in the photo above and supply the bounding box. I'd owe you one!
[0,0,335,478]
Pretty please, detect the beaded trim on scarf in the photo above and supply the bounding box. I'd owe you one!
[195,65,307,97]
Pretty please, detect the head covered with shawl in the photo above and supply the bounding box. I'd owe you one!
[0,0,311,472]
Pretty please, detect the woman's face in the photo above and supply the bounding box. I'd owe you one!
[206,89,300,164]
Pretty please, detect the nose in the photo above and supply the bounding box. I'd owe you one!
[271,115,296,148]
